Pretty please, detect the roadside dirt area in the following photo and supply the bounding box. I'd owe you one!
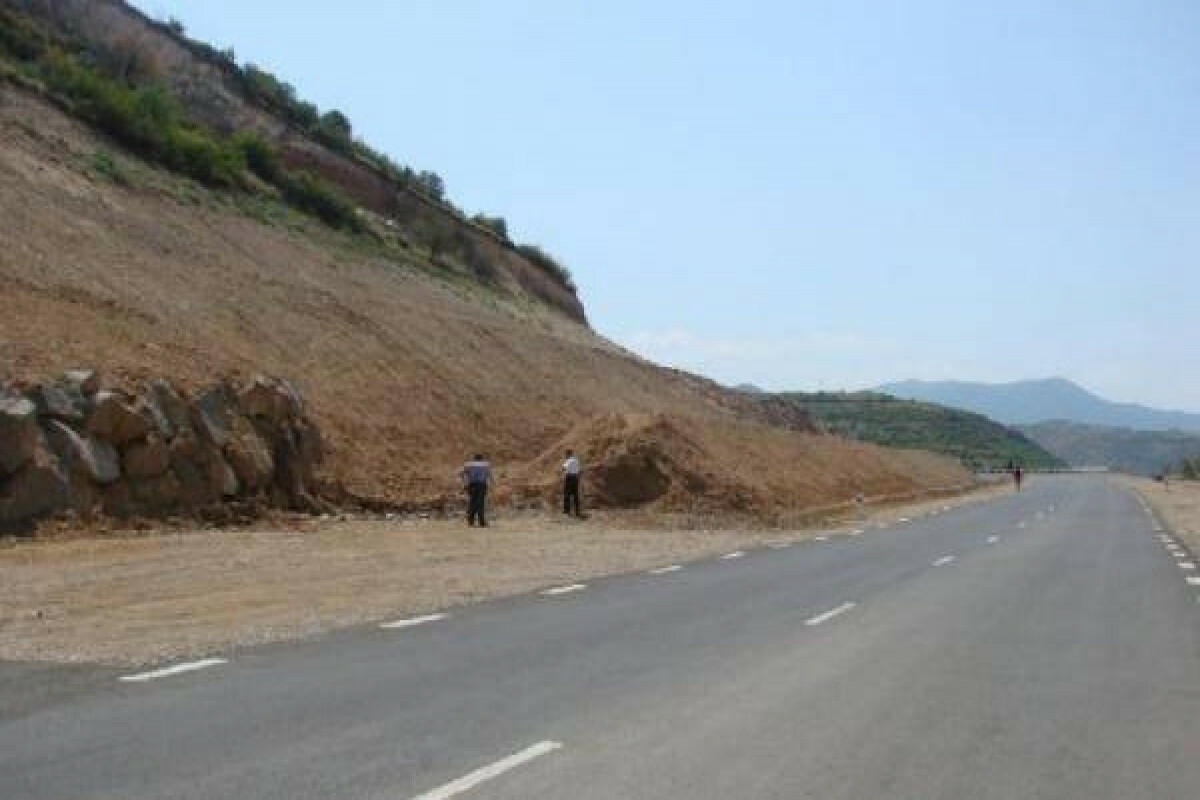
[1121,475,1200,551]
[0,483,1005,666]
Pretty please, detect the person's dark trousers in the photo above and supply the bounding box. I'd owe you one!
[467,482,488,526]
[563,474,581,517]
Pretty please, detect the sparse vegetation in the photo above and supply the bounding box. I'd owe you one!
[90,150,127,184]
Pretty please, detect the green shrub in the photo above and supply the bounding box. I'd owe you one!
[472,214,509,241]
[283,172,361,231]
[233,130,282,183]
[90,150,127,184]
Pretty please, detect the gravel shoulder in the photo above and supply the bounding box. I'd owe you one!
[0,484,1006,666]
[1120,475,1200,552]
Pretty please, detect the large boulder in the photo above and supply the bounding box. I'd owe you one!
[30,383,85,423]
[223,416,274,492]
[239,376,303,424]
[44,420,121,485]
[62,369,101,397]
[144,379,192,440]
[122,435,171,480]
[194,383,238,448]
[86,391,152,445]
[169,435,237,506]
[0,390,40,475]
[0,434,69,527]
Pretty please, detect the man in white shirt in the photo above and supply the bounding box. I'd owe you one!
[561,449,582,517]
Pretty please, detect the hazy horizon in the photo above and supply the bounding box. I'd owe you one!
[132,1,1200,412]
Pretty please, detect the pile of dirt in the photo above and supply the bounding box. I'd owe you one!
[0,83,971,522]
[510,413,971,519]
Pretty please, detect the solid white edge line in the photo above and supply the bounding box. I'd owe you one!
[648,565,682,574]
[932,555,956,567]
[380,613,448,630]
[119,658,227,683]
[410,740,563,800]
[541,583,587,596]
[805,601,857,627]
[720,551,745,560]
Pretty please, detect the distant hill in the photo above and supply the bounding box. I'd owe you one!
[878,378,1200,431]
[1020,421,1200,476]
[779,391,1063,470]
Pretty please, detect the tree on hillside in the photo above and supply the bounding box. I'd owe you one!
[415,170,445,199]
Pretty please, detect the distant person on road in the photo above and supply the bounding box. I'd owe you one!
[1014,466,1023,492]
[461,453,492,527]
[562,449,583,518]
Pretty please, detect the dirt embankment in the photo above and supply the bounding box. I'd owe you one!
[0,84,972,519]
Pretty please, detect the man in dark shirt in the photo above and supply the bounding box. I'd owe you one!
[461,454,492,527]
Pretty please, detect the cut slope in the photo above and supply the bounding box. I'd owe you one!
[0,83,971,516]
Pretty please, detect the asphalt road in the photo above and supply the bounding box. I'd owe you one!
[2,475,1198,799]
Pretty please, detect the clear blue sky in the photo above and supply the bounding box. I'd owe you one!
[133,0,1200,411]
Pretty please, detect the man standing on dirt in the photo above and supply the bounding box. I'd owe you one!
[462,453,492,527]
[562,449,583,518]
[1014,465,1023,492]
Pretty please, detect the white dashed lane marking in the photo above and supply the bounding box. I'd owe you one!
[720,551,745,560]
[767,542,792,549]
[647,565,682,575]
[380,613,448,630]
[541,584,587,596]
[805,602,857,627]
[1187,576,1200,586]
[814,536,829,542]
[120,658,227,683]
[932,555,956,567]
[410,741,563,800]
[986,535,999,544]
[1179,563,1196,571]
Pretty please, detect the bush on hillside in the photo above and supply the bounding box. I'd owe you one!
[471,214,509,241]
[283,172,361,231]
[517,243,575,290]
[233,130,282,183]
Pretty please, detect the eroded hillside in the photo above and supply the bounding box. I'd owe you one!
[0,83,971,516]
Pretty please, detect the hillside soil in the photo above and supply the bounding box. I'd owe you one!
[0,82,969,517]
[1122,475,1200,552]
[0,482,1004,666]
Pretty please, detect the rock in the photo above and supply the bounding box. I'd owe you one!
[169,436,233,507]
[223,416,274,492]
[62,369,100,396]
[30,383,85,423]
[44,420,121,485]
[128,471,183,512]
[0,434,69,527]
[0,390,40,475]
[86,391,151,445]
[122,435,171,479]
[144,379,192,439]
[239,376,303,424]
[194,383,238,447]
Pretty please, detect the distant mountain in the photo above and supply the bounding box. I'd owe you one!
[877,378,1200,432]
[778,391,1063,470]
[1021,421,1200,476]
[732,383,766,394]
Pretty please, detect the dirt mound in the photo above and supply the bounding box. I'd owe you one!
[510,413,971,519]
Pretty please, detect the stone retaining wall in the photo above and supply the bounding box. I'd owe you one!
[0,370,324,532]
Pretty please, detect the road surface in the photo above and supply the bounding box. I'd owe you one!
[2,475,1198,799]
